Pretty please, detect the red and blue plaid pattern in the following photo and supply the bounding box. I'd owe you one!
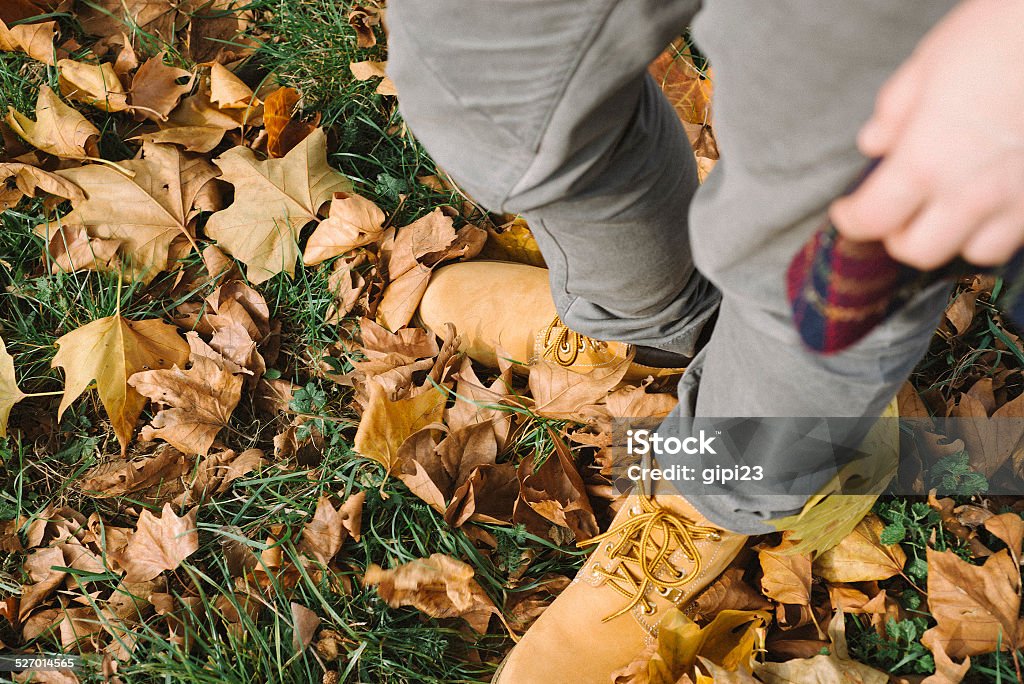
[787,159,1024,354]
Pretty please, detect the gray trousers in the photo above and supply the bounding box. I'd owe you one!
[387,0,958,534]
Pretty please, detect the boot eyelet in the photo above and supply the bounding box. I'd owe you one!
[656,586,671,597]
[641,602,656,615]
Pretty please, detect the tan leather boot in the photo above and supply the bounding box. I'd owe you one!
[493,491,748,684]
[416,261,688,380]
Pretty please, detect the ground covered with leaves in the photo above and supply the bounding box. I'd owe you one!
[1,2,1024,683]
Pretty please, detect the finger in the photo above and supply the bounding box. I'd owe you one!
[829,153,927,241]
[961,206,1024,267]
[882,179,1011,270]
[858,60,923,157]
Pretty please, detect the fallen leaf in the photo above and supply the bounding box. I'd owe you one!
[205,128,352,283]
[51,314,190,454]
[377,262,431,331]
[128,332,244,456]
[57,58,129,112]
[115,503,198,583]
[350,60,396,96]
[129,52,195,121]
[6,84,100,158]
[921,547,1023,658]
[814,514,906,583]
[0,335,26,437]
[299,495,345,565]
[529,357,631,420]
[44,141,221,282]
[347,4,381,48]
[0,162,85,211]
[354,382,446,471]
[303,192,386,265]
[0,17,56,64]
[759,538,812,605]
[263,86,319,158]
[290,602,320,654]
[363,553,499,633]
[208,62,257,109]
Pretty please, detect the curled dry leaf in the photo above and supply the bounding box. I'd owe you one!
[0,18,56,65]
[208,62,257,110]
[363,553,499,634]
[205,128,352,283]
[6,84,99,158]
[0,162,85,211]
[0,335,26,437]
[128,332,244,456]
[263,86,320,158]
[758,538,812,606]
[57,58,129,112]
[290,602,320,655]
[51,314,190,455]
[303,192,386,265]
[114,503,199,583]
[347,4,381,48]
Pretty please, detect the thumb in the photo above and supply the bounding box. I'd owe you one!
[858,59,923,157]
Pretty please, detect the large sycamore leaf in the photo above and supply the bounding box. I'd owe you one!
[0,335,25,438]
[43,141,221,282]
[205,127,352,284]
[5,85,100,158]
[813,514,906,583]
[52,315,190,454]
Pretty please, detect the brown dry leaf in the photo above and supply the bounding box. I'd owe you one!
[299,495,345,565]
[517,426,599,540]
[0,335,26,438]
[208,62,256,109]
[377,262,432,331]
[129,52,195,122]
[264,86,319,158]
[944,290,980,336]
[44,141,221,282]
[813,514,906,583]
[921,634,971,684]
[951,382,1024,477]
[350,60,396,96]
[985,512,1024,560]
[77,446,191,499]
[354,382,446,471]
[758,538,812,605]
[57,58,129,112]
[175,447,263,506]
[43,224,121,275]
[755,653,888,684]
[387,208,457,277]
[0,162,85,211]
[52,314,189,455]
[115,503,198,583]
[290,602,320,654]
[363,553,499,633]
[128,332,244,456]
[691,566,772,620]
[0,18,56,65]
[18,546,66,621]
[77,0,177,42]
[922,547,1023,658]
[339,490,366,542]
[304,192,386,265]
[6,84,99,158]
[184,0,257,65]
[347,4,381,48]
[205,128,352,284]
[529,357,631,420]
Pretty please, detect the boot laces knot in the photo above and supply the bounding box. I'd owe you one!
[578,495,722,621]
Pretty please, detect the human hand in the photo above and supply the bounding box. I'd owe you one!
[829,0,1024,270]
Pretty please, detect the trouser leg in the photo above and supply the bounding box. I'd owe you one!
[387,0,717,358]
[670,0,960,533]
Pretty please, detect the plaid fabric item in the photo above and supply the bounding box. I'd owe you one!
[787,160,1024,354]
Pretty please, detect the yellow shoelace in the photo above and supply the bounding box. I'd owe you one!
[540,315,599,366]
[578,495,722,622]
